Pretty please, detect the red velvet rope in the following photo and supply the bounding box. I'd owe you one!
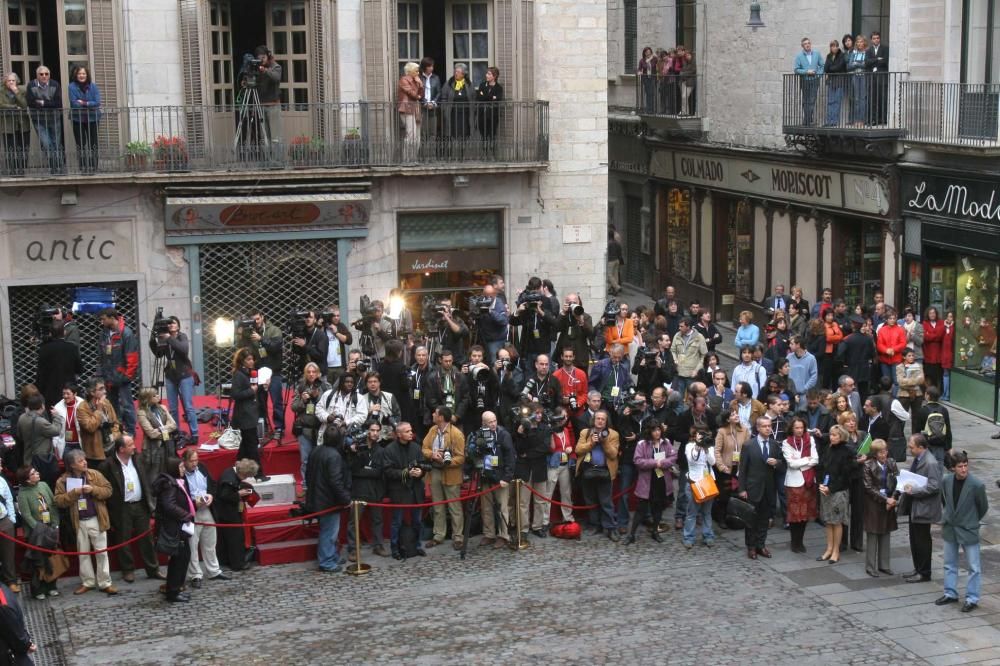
[0,527,154,556]
[366,484,503,509]
[523,482,636,510]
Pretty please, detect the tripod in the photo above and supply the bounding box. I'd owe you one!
[234,85,271,160]
[358,331,381,367]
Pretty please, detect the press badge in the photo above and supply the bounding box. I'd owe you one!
[486,455,499,469]
[584,453,592,463]
[41,511,50,524]
[732,450,740,463]
[170,360,177,370]
[611,386,620,397]
[533,329,540,339]
[561,452,568,464]
[413,389,421,400]
[77,498,88,512]
[260,348,268,358]
[306,404,315,415]
[126,481,135,493]
[105,344,112,356]
[655,468,664,479]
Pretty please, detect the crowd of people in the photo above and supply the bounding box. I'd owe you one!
[0,276,990,649]
[636,44,697,116]
[793,31,890,127]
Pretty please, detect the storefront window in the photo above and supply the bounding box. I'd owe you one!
[954,255,998,378]
[726,200,752,299]
[838,221,883,308]
[926,262,956,318]
[665,187,691,279]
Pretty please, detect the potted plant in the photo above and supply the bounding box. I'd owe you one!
[342,127,364,164]
[124,140,152,171]
[152,135,189,171]
[288,135,325,166]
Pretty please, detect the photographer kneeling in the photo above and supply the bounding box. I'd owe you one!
[150,316,199,444]
[469,411,515,548]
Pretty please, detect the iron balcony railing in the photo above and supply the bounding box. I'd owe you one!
[0,100,549,178]
[900,81,1000,147]
[635,74,700,117]
[781,71,907,133]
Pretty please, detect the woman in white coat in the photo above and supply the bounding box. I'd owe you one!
[782,415,819,554]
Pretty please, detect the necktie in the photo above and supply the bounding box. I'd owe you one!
[760,439,767,458]
[910,453,919,473]
[777,297,784,310]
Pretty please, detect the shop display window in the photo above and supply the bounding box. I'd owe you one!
[665,187,691,279]
[954,256,998,378]
[726,200,752,299]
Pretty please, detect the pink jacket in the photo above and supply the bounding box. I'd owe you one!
[633,438,677,500]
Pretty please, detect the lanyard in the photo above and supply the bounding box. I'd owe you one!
[616,319,625,339]
[557,367,579,387]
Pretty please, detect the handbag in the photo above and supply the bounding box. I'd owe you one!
[726,496,756,528]
[580,465,611,481]
[690,471,719,504]
[155,528,180,556]
[217,426,241,450]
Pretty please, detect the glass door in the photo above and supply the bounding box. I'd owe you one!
[446,0,491,86]
[267,0,311,138]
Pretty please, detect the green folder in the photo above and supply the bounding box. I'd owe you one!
[856,433,872,456]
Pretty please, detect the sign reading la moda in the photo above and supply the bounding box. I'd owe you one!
[906,178,1000,224]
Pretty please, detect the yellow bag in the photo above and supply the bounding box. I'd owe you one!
[690,473,719,504]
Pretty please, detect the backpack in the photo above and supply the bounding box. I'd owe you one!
[922,411,947,442]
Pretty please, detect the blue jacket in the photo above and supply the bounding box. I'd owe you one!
[477,293,509,343]
[786,350,818,399]
[734,324,760,348]
[68,81,101,122]
[588,357,632,405]
[794,50,824,76]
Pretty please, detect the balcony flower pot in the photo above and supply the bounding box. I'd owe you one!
[341,128,366,165]
[152,135,189,172]
[288,135,325,167]
[124,141,152,171]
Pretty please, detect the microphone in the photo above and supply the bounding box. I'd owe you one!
[250,370,258,386]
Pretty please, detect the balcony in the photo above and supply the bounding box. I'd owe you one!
[781,72,907,154]
[899,81,1000,153]
[0,100,549,183]
[608,74,703,137]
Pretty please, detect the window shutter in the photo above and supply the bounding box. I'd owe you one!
[88,0,122,144]
[362,0,390,100]
[519,0,534,99]
[0,6,9,77]
[495,0,513,96]
[311,0,336,140]
[177,0,207,156]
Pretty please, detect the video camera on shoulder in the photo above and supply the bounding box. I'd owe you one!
[469,294,493,315]
[617,388,644,413]
[517,290,544,307]
[32,305,61,341]
[287,310,310,339]
[352,295,378,332]
[602,299,619,326]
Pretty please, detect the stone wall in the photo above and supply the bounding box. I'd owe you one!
[122,0,184,107]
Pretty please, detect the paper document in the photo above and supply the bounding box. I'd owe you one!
[199,442,220,452]
[855,434,872,456]
[257,366,273,386]
[66,477,83,492]
[898,469,928,493]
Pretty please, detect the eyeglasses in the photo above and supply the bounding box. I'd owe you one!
[37,72,50,76]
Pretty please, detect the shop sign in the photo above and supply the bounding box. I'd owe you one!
[9,220,135,275]
[399,248,498,275]
[843,173,890,216]
[164,195,371,233]
[902,172,1000,226]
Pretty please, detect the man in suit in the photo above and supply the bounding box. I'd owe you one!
[98,435,165,583]
[762,284,788,315]
[899,434,942,583]
[862,398,890,441]
[865,31,890,125]
[793,37,824,125]
[738,415,785,560]
[35,320,82,408]
[838,317,876,400]
[935,451,989,612]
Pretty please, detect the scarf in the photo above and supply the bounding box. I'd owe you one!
[788,434,816,487]
[454,79,466,92]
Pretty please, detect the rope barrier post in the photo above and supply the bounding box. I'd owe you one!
[345,500,372,576]
[514,479,529,551]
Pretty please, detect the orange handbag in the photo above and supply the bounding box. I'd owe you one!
[690,472,719,504]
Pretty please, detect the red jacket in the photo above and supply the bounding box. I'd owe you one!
[922,320,945,365]
[941,323,955,369]
[553,366,588,415]
[98,316,139,386]
[876,323,907,366]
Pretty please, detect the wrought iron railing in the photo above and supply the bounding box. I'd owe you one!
[634,74,700,117]
[900,81,1000,147]
[0,100,549,178]
[781,71,906,131]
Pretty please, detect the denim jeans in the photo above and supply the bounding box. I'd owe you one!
[485,340,505,364]
[683,483,715,545]
[944,540,981,604]
[582,476,616,529]
[33,115,65,172]
[109,380,136,435]
[166,374,199,438]
[391,507,423,549]
[674,477,689,521]
[616,463,636,527]
[297,435,314,488]
[879,363,898,397]
[825,84,844,125]
[317,511,342,571]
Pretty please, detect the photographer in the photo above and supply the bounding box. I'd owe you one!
[421,406,466,550]
[240,310,286,438]
[424,349,469,427]
[511,277,557,372]
[97,308,139,436]
[322,305,352,387]
[575,409,621,541]
[407,345,432,440]
[512,400,552,541]
[349,372,401,435]
[588,343,633,411]
[149,316,199,444]
[477,281,509,363]
[382,422,426,559]
[17,393,64,488]
[471,411,515,548]
[434,299,470,365]
[292,310,328,376]
[520,354,561,412]
[247,45,282,154]
[554,348,587,419]
[358,299,396,361]
[316,373,359,444]
[633,332,676,396]
[36,320,82,409]
[553,293,594,370]
[546,406,576,526]
[494,345,523,430]
[461,345,499,434]
[291,362,331,491]
[345,421,388,559]
[304,427,352,573]
[614,390,647,533]
[77,378,120,469]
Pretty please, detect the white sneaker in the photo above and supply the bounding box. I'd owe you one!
[48,589,60,597]
[34,593,46,600]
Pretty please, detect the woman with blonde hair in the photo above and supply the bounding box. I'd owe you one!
[290,361,330,490]
[816,424,855,563]
[136,386,179,481]
[397,61,423,162]
[861,439,898,577]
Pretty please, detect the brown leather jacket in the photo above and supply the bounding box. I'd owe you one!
[77,398,120,461]
[397,75,424,120]
[54,468,113,532]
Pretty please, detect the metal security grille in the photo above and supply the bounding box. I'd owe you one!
[198,239,340,392]
[8,281,139,396]
[624,195,644,286]
[623,0,637,74]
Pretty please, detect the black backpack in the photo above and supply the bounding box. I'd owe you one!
[397,523,420,559]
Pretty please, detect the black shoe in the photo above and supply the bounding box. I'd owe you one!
[650,531,663,543]
[990,432,1000,440]
[392,550,402,560]
[208,573,231,581]
[189,578,202,589]
[166,592,191,603]
[624,535,636,545]
[878,568,895,575]
[416,549,426,557]
[531,528,547,539]
[606,529,620,543]
[962,601,979,613]
[905,574,931,583]
[935,595,958,606]
[900,570,918,578]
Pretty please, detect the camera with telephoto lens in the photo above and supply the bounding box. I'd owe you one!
[642,348,659,363]
[240,53,264,88]
[469,365,491,383]
[520,378,537,399]
[469,294,493,315]
[466,427,499,479]
[571,304,585,318]
[565,394,579,411]
[354,357,370,374]
[287,310,309,339]
[602,299,619,326]
[33,305,61,341]
[236,316,257,343]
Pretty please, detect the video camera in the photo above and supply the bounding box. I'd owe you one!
[287,310,310,339]
[468,294,493,315]
[517,290,545,307]
[32,305,61,341]
[239,53,264,88]
[421,295,446,333]
[602,299,619,326]
[510,398,562,433]
[466,427,499,480]
[150,307,172,352]
[236,316,257,344]
[352,295,379,332]
[641,348,660,363]
[616,388,645,414]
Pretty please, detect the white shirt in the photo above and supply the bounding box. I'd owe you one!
[326,329,343,368]
[118,455,142,503]
[685,442,716,481]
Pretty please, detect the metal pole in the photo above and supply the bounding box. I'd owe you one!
[514,479,529,551]
[345,500,372,575]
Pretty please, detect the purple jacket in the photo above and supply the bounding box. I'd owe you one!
[633,438,677,500]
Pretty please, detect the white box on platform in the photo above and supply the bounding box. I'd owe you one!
[250,474,297,506]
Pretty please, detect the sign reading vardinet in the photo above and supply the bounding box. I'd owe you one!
[903,173,1000,225]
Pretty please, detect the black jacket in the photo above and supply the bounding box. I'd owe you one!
[520,373,561,411]
[153,472,194,548]
[36,339,82,407]
[214,468,243,524]
[150,332,194,384]
[347,441,385,502]
[738,435,785,503]
[513,423,551,483]
[424,369,470,424]
[553,312,595,370]
[693,322,722,351]
[510,301,557,355]
[819,443,856,494]
[305,445,352,512]
[462,367,500,431]
[325,323,353,370]
[294,326,329,374]
[0,581,33,661]
[838,332,876,386]
[632,348,675,395]
[825,51,847,75]
[230,368,259,429]
[469,425,516,483]
[99,451,156,517]
[382,439,424,504]
[378,358,412,422]
[913,402,952,451]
